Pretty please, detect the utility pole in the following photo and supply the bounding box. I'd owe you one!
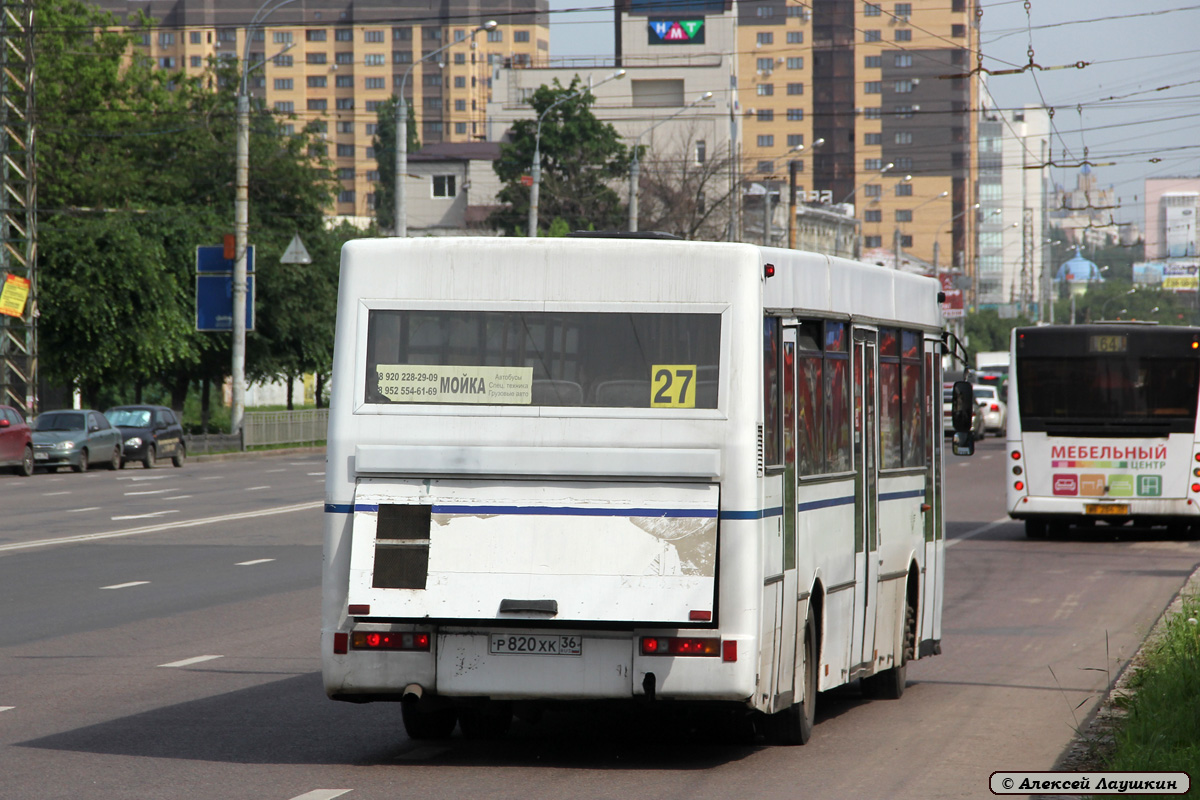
[0,0,36,420]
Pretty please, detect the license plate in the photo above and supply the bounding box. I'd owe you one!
[34,453,47,460]
[1085,504,1129,516]
[489,634,582,657]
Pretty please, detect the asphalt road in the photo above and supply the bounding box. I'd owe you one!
[0,440,1197,800]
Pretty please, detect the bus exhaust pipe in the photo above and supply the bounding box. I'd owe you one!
[402,684,424,702]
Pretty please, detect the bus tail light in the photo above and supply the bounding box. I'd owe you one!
[640,636,721,657]
[1014,481,1025,491]
[351,631,431,652]
[722,640,737,662]
[1011,450,1021,461]
[1192,484,1200,494]
[989,403,1000,412]
[333,632,348,654]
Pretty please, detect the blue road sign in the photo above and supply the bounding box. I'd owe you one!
[196,274,255,332]
[196,244,254,273]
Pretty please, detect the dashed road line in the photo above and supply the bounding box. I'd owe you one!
[236,558,275,566]
[947,517,1010,547]
[265,468,287,473]
[124,489,173,496]
[117,475,170,482]
[42,491,70,497]
[112,510,180,521]
[307,472,324,476]
[288,791,352,800]
[158,655,223,668]
[0,501,322,553]
[101,581,150,590]
[245,486,270,491]
[0,707,13,713]
[66,506,102,514]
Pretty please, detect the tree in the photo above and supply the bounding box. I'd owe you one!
[490,79,631,236]
[631,124,737,241]
[371,97,421,231]
[32,0,343,413]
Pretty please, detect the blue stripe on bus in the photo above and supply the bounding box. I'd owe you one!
[879,489,927,502]
[328,491,920,518]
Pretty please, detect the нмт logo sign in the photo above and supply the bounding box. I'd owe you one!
[648,19,705,44]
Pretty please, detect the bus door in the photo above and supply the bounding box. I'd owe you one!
[772,325,799,710]
[852,327,879,674]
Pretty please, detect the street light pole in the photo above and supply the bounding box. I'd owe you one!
[394,20,496,237]
[787,138,824,249]
[835,162,894,207]
[234,0,298,438]
[627,91,711,233]
[528,69,625,238]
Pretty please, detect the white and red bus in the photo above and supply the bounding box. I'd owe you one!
[322,235,958,743]
[1007,323,1200,537]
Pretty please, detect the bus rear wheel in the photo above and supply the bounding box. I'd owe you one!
[400,699,458,740]
[764,610,816,745]
[862,596,914,700]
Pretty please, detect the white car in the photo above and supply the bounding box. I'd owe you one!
[972,384,1007,435]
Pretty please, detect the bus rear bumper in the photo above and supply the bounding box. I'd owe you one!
[323,627,757,705]
[1009,495,1200,524]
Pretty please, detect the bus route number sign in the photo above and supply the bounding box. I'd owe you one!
[651,364,697,408]
[1089,334,1127,353]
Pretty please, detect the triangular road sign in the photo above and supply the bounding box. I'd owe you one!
[280,234,312,264]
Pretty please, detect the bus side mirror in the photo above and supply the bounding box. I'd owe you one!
[951,380,974,433]
[952,430,975,456]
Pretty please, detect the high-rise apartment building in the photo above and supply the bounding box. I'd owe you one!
[737,0,977,265]
[93,0,548,222]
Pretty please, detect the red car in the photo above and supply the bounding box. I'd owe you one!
[0,404,33,476]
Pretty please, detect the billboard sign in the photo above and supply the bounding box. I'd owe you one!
[648,19,705,44]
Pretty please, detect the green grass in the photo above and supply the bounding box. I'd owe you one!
[1102,593,1200,795]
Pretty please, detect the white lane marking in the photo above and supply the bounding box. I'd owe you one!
[162,495,193,500]
[307,472,324,476]
[66,507,102,514]
[42,491,70,497]
[946,517,1010,547]
[0,707,13,713]
[124,489,172,496]
[111,510,180,521]
[117,475,170,482]
[0,501,322,553]
[101,581,150,590]
[158,655,223,668]
[245,486,270,491]
[199,476,223,481]
[288,791,352,800]
[265,468,286,473]
[236,558,275,566]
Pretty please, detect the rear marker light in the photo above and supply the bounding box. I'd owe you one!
[640,636,721,657]
[348,604,370,616]
[1192,484,1200,494]
[689,610,712,622]
[351,631,431,652]
[1011,451,1021,461]
[722,640,737,662]
[764,263,776,278]
[1014,481,1024,491]
[333,632,348,655]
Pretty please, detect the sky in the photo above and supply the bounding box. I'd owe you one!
[544,0,1200,228]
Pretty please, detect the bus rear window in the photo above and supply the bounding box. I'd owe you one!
[364,310,721,408]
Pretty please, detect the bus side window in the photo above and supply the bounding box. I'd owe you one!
[764,317,781,466]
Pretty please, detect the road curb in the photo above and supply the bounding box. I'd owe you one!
[191,445,325,463]
[1035,561,1200,797]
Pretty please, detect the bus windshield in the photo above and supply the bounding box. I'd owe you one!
[1017,354,1199,432]
[364,309,721,408]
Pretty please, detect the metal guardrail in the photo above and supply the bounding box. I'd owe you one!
[242,408,329,448]
[184,432,244,454]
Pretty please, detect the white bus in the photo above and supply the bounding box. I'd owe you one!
[322,236,959,744]
[1007,323,1200,538]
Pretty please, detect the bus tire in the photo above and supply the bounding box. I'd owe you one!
[862,596,914,700]
[765,611,816,745]
[400,700,458,740]
[458,702,513,740]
